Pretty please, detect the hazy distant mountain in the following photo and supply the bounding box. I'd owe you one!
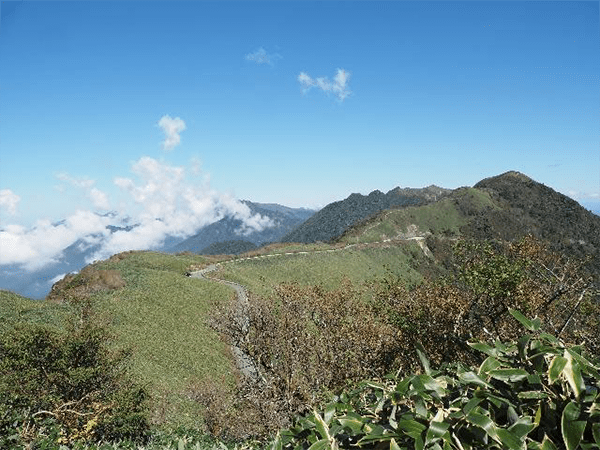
[280,185,451,244]
[168,201,315,253]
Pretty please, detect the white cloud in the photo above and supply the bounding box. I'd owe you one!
[0,189,20,216]
[51,273,68,284]
[89,188,110,210]
[88,156,274,262]
[298,68,352,101]
[245,47,282,66]
[0,211,110,270]
[1,119,275,273]
[158,115,186,151]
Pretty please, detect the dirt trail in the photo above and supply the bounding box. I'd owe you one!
[190,265,261,382]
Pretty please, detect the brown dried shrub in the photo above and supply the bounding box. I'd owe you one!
[371,235,599,366]
[204,279,402,439]
[47,267,126,303]
[201,235,598,440]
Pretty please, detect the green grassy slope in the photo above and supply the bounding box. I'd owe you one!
[0,289,67,330]
[338,187,501,244]
[80,252,238,428]
[216,241,426,300]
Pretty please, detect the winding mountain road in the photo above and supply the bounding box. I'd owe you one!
[190,265,261,382]
[189,233,433,382]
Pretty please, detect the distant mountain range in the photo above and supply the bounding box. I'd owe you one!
[168,201,314,254]
[2,172,598,299]
[336,171,600,282]
[280,185,451,244]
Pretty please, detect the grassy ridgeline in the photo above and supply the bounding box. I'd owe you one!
[216,241,426,300]
[0,289,68,329]
[64,251,238,429]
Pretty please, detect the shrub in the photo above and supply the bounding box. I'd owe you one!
[272,309,600,450]
[204,280,401,439]
[371,235,599,368]
[0,295,148,447]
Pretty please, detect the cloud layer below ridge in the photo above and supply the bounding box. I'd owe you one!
[0,156,274,271]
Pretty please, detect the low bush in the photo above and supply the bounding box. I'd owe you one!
[0,295,149,447]
[204,280,401,439]
[371,235,599,368]
[273,309,600,450]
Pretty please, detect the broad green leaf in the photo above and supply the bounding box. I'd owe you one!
[338,417,364,434]
[527,373,542,385]
[495,429,524,450]
[414,395,428,418]
[415,341,431,375]
[313,410,332,442]
[508,417,535,439]
[534,404,542,428]
[561,402,586,450]
[563,350,585,399]
[479,356,502,376]
[566,348,600,379]
[488,368,529,383]
[468,342,499,357]
[458,370,492,388]
[418,374,446,398]
[548,356,567,384]
[462,396,483,415]
[466,410,498,440]
[398,419,427,436]
[324,403,336,425]
[425,420,450,446]
[394,376,413,398]
[592,423,600,446]
[509,309,540,331]
[307,438,331,450]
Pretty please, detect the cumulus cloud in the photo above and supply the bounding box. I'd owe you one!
[91,156,274,262]
[298,68,352,101]
[245,47,282,66]
[158,115,186,151]
[0,157,275,271]
[0,189,20,216]
[0,211,110,270]
[1,117,275,273]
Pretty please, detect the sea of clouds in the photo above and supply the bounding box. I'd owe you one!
[0,116,274,274]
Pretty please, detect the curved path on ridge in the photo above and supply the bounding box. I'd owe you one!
[190,265,261,382]
[189,234,432,382]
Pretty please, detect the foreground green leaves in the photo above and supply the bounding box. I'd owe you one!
[272,310,600,450]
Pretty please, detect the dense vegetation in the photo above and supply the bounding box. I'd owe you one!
[196,235,599,444]
[0,292,149,447]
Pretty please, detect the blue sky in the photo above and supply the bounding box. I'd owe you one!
[0,1,599,266]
